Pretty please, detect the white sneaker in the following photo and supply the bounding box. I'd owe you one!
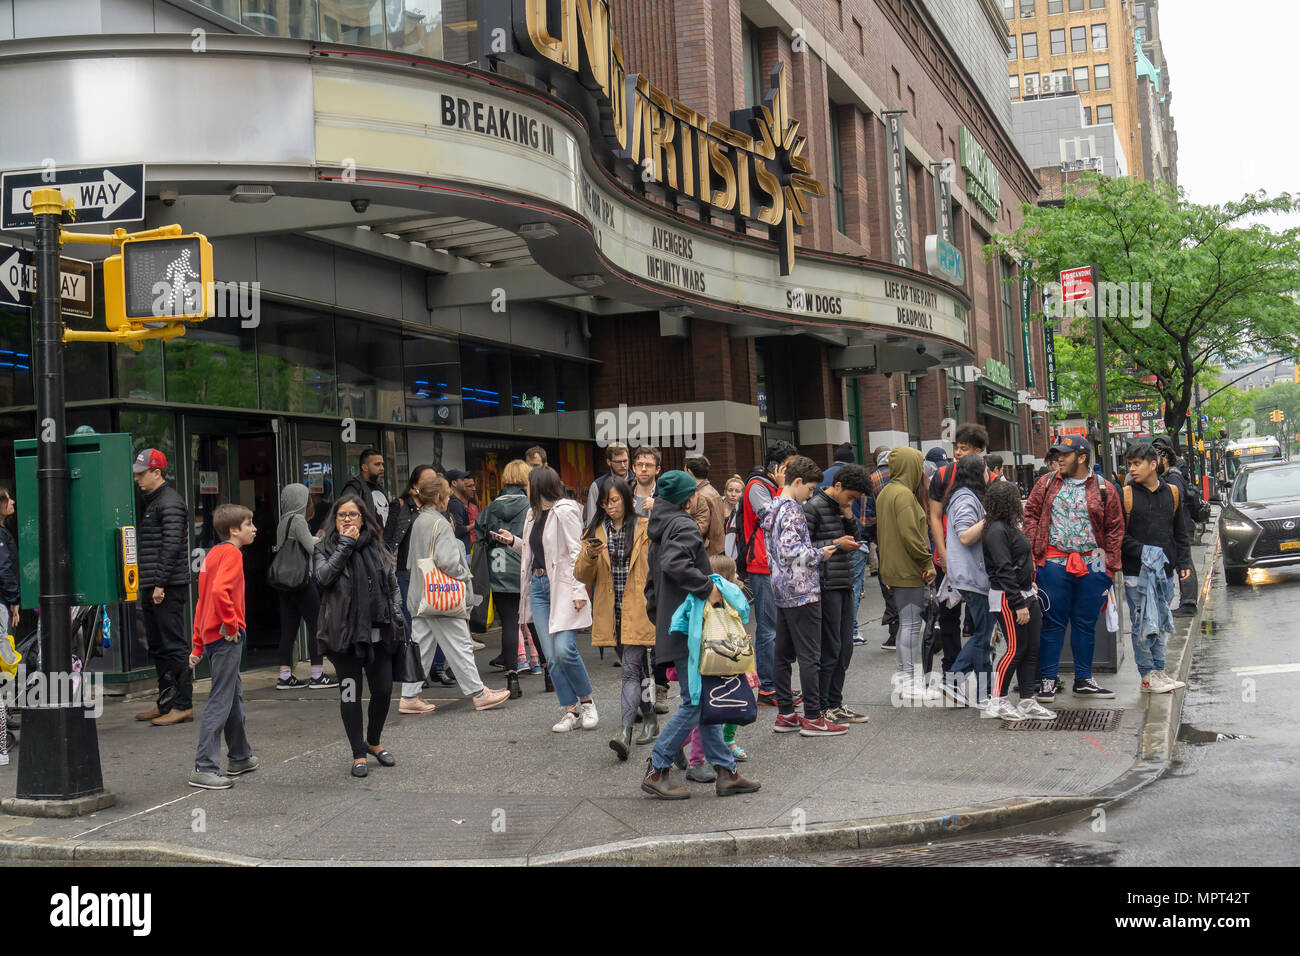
[470,639,486,651]
[1018,698,1057,720]
[551,710,582,733]
[939,678,968,707]
[1155,669,1186,690]
[580,699,599,730]
[1142,671,1175,694]
[981,697,1024,721]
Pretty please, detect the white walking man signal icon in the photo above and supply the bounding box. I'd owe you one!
[159,248,200,316]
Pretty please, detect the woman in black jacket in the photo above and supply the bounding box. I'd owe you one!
[981,481,1055,721]
[314,494,407,777]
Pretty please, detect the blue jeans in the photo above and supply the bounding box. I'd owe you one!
[951,589,994,689]
[849,548,868,634]
[530,574,592,708]
[750,572,777,693]
[651,656,735,773]
[1125,576,1172,676]
[1036,560,1113,681]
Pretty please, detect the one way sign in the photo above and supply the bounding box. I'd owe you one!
[2,163,145,229]
[0,241,95,318]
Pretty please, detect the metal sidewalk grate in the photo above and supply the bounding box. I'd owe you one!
[1003,708,1123,731]
[820,836,1118,867]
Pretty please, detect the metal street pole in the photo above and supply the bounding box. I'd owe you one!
[10,188,110,810]
[1091,264,1111,478]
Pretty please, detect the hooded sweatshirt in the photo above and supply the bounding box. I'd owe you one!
[644,502,713,662]
[876,447,933,588]
[474,485,531,594]
[277,483,316,558]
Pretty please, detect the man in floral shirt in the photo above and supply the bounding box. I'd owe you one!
[760,456,859,737]
[1022,436,1124,703]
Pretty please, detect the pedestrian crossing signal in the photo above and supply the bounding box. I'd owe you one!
[103,233,213,330]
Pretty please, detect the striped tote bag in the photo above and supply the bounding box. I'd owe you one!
[414,557,468,618]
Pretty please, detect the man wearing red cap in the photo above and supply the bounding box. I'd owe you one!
[132,448,195,726]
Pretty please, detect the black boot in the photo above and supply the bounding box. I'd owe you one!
[506,672,522,699]
[543,667,555,693]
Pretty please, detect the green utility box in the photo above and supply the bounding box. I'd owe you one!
[15,431,139,609]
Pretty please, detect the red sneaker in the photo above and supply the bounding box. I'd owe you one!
[799,715,848,737]
[773,712,802,733]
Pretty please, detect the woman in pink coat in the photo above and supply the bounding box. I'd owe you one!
[491,466,597,733]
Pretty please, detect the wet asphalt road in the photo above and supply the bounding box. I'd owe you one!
[642,549,1300,868]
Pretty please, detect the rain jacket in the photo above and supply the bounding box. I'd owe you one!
[475,486,530,594]
[875,448,932,588]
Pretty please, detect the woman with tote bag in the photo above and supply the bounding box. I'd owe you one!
[401,471,510,715]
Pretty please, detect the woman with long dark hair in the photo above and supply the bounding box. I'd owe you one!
[982,481,1055,721]
[493,466,597,733]
[942,453,992,703]
[313,494,405,778]
[475,459,532,699]
[575,477,656,760]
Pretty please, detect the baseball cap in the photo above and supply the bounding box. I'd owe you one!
[924,447,950,465]
[444,468,470,481]
[1051,435,1091,456]
[132,448,167,473]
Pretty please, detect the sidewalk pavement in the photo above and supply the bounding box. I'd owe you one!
[0,538,1216,864]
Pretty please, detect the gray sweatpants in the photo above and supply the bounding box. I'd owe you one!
[194,637,252,774]
[892,586,929,681]
[403,616,484,699]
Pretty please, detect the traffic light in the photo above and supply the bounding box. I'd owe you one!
[1270,409,1285,423]
[103,233,213,331]
[1294,361,1300,384]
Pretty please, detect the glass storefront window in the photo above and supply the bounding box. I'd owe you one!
[556,360,592,439]
[336,317,404,422]
[0,306,32,408]
[118,410,177,476]
[165,314,259,409]
[404,333,462,426]
[459,341,512,432]
[243,0,320,37]
[259,303,338,415]
[319,0,386,49]
[117,338,164,401]
[389,0,444,58]
[65,342,110,403]
[510,351,558,436]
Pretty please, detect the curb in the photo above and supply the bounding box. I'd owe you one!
[0,536,1218,866]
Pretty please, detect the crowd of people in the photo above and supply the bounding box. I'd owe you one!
[102,423,1202,796]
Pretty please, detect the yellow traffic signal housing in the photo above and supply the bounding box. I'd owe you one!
[1270,409,1285,423]
[104,233,213,331]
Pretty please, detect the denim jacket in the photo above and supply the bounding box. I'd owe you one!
[1133,543,1176,639]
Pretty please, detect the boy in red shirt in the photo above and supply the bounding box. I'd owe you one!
[188,504,259,790]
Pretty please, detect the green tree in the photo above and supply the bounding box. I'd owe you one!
[989,174,1300,454]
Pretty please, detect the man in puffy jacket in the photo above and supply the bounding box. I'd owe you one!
[132,449,194,726]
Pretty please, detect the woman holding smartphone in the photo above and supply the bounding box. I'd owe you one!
[474,459,532,699]
[574,478,656,759]
[493,466,597,733]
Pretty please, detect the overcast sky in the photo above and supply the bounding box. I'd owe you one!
[1160,1,1300,232]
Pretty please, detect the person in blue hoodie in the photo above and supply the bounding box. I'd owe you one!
[642,471,761,801]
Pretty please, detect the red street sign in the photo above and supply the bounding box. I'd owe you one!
[1060,266,1093,302]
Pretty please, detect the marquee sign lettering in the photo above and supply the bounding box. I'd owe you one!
[480,0,824,275]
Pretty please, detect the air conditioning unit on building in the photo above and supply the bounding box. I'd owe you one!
[1023,74,1040,95]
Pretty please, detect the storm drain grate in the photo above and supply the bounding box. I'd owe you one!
[820,836,1117,867]
[1003,708,1123,732]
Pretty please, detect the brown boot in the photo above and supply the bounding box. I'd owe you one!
[135,707,161,722]
[714,765,761,797]
[151,708,194,726]
[641,758,690,800]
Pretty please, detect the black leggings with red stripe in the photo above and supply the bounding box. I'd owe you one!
[994,596,1042,700]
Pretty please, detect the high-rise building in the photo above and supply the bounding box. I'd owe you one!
[1005,0,1145,177]
[1133,0,1179,186]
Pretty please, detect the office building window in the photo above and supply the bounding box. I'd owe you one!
[1073,65,1090,91]
[1070,25,1086,51]
[1048,0,1063,13]
[1092,22,1107,50]
[1136,3,1146,20]
[1001,260,1018,386]
[1090,0,1105,8]
[1003,0,1015,18]
[1094,62,1110,90]
[742,17,763,108]
[459,342,512,430]
[259,302,338,415]
[829,101,846,233]
[1096,103,1112,122]
[1069,0,1083,9]
[1021,32,1037,57]
[1052,68,1069,90]
[1010,74,1020,96]
[1050,28,1065,54]
[1008,34,1017,59]
[1020,1,1035,17]
[336,318,404,422]
[165,314,259,409]
[1082,105,1092,124]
